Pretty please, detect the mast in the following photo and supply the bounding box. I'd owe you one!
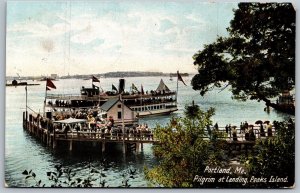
[176,71,179,105]
[25,84,28,129]
[43,83,48,117]
[120,94,125,154]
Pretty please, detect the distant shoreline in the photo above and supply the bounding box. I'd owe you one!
[6,71,191,80]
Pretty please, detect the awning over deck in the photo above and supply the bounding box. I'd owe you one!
[53,118,87,124]
[156,79,170,92]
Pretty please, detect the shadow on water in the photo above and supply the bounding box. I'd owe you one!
[21,129,158,180]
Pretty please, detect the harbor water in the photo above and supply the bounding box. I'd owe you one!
[5,76,292,187]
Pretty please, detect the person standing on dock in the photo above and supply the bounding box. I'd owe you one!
[225,125,229,134]
[206,124,212,139]
[232,126,238,141]
[228,124,232,140]
[240,122,244,134]
[244,121,248,130]
[245,128,250,141]
[267,123,273,137]
[249,125,256,141]
[214,122,219,130]
[64,124,70,139]
[75,124,80,137]
[260,123,265,137]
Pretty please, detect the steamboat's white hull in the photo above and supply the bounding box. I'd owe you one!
[136,107,178,117]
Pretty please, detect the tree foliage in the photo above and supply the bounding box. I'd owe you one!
[192,3,295,113]
[22,162,137,188]
[244,119,295,188]
[145,105,229,187]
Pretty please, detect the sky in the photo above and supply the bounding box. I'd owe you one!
[6,0,238,76]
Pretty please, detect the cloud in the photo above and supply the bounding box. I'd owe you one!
[6,1,237,76]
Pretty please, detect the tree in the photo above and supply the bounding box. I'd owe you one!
[192,3,295,114]
[145,105,229,187]
[244,119,295,188]
[22,163,137,187]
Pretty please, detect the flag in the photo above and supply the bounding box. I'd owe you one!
[92,76,100,82]
[177,71,187,86]
[46,78,56,89]
[141,84,144,95]
[132,83,139,92]
[112,84,118,92]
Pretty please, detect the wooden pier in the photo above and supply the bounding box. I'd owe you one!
[22,111,276,154]
[23,111,157,154]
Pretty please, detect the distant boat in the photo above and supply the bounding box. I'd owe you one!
[6,79,40,87]
[169,73,173,81]
[273,90,295,115]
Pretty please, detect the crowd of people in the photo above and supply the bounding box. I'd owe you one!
[36,110,153,140]
[206,121,274,142]
[56,121,153,141]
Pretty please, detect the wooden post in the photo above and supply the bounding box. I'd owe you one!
[53,129,56,149]
[136,143,140,153]
[121,94,126,154]
[23,112,25,129]
[141,142,143,152]
[25,111,28,130]
[122,143,126,154]
[102,142,106,153]
[47,131,49,146]
[37,118,39,137]
[69,140,73,151]
[49,134,52,147]
[53,139,57,149]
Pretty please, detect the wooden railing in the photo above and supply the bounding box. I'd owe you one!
[53,130,156,143]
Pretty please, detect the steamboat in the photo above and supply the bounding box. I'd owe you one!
[43,73,186,125]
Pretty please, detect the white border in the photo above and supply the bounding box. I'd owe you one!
[1,0,298,193]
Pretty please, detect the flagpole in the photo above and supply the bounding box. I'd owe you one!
[98,80,101,108]
[176,71,179,105]
[120,93,125,154]
[25,84,28,129]
[43,80,48,117]
[44,79,56,117]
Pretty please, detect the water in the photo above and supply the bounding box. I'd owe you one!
[5,77,292,187]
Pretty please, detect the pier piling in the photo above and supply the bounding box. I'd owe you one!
[136,143,140,153]
[69,140,73,151]
[102,142,106,153]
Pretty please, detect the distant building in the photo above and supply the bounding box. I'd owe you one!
[50,74,58,80]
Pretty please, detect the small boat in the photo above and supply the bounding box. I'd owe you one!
[274,90,295,114]
[6,80,40,87]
